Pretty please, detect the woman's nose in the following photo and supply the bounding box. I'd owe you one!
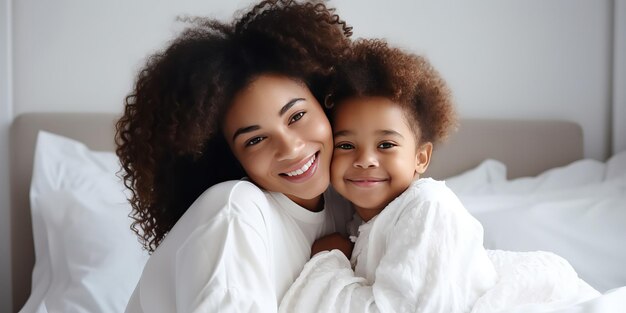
[275,132,305,161]
[353,149,379,168]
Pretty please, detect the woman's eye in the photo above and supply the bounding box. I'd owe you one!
[289,112,306,124]
[335,143,354,150]
[378,142,396,149]
[246,136,265,147]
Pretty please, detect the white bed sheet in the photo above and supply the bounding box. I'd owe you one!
[498,286,626,313]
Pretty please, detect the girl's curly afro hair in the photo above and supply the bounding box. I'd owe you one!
[116,0,352,252]
[329,39,457,145]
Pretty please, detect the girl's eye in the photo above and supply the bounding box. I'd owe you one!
[335,143,354,150]
[246,136,266,147]
[378,142,396,149]
[289,112,306,124]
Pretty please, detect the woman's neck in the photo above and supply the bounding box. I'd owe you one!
[289,195,324,212]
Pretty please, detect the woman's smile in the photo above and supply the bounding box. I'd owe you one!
[280,151,319,181]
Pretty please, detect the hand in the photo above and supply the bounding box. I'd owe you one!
[311,232,353,259]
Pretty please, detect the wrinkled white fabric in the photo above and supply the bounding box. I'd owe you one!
[125,180,352,313]
[471,250,599,313]
[449,152,626,292]
[280,178,498,313]
[280,178,600,313]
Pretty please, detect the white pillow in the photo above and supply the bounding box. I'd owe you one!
[444,159,507,194]
[606,150,626,180]
[20,131,149,313]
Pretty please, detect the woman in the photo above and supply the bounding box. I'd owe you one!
[116,1,354,312]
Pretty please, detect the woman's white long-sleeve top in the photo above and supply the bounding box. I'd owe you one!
[279,178,498,313]
[125,180,352,313]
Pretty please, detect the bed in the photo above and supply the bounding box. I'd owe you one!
[9,112,626,312]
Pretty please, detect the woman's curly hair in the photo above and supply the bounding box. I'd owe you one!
[116,0,352,252]
[329,39,457,145]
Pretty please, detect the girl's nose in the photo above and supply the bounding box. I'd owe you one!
[353,149,379,168]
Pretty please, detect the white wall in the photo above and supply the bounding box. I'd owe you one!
[1,0,621,311]
[10,0,615,160]
[614,0,626,154]
[1,0,13,311]
[333,0,613,161]
[12,0,254,114]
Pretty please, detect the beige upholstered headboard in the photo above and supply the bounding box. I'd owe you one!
[9,113,583,312]
[426,118,584,179]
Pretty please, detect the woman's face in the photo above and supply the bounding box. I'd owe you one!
[223,74,333,211]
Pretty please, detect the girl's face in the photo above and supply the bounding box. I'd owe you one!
[331,96,431,221]
[223,74,333,211]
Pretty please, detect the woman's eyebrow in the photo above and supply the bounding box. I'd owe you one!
[232,125,260,142]
[279,98,305,116]
[232,98,306,142]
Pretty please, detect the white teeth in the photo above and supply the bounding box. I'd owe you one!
[285,154,316,177]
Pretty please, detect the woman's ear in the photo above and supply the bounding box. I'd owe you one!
[414,142,433,175]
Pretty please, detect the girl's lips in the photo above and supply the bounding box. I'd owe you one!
[280,152,320,183]
[346,178,388,188]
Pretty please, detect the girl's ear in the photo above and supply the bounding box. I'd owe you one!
[414,142,433,175]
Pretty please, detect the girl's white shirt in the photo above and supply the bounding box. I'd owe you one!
[124,180,352,313]
[279,178,597,313]
[280,178,497,313]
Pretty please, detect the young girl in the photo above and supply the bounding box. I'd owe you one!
[116,1,355,312]
[279,40,598,313]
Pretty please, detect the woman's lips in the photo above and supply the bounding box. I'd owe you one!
[280,152,319,183]
[284,154,316,177]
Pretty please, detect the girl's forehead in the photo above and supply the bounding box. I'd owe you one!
[332,97,420,141]
[333,97,402,121]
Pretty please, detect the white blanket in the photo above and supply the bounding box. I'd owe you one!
[472,250,599,313]
[449,150,626,312]
[448,151,626,293]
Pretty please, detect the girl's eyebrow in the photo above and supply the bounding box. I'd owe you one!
[333,130,352,137]
[377,129,404,138]
[232,97,306,142]
[333,129,404,138]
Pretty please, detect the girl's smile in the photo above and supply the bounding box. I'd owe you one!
[345,177,389,188]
